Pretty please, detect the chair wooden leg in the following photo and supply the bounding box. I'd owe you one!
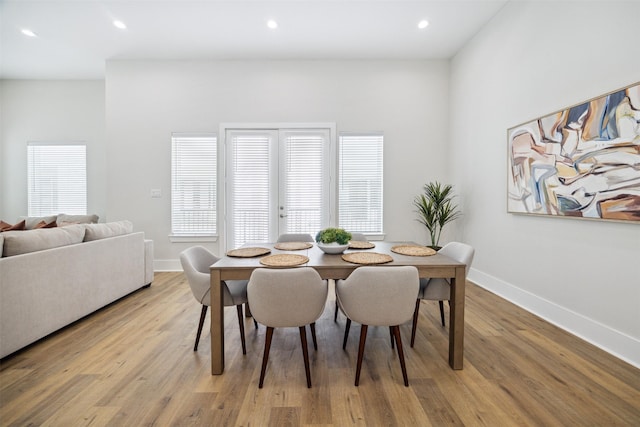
[299,326,312,388]
[246,302,258,329]
[236,304,246,355]
[343,318,352,350]
[439,300,446,327]
[334,301,339,322]
[392,325,410,387]
[259,327,274,388]
[355,325,368,386]
[411,299,420,348]
[389,326,395,349]
[310,322,318,351]
[194,305,208,351]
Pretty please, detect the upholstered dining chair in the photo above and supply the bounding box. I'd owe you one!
[410,241,475,347]
[179,246,255,354]
[336,266,419,387]
[248,267,328,388]
[276,233,314,243]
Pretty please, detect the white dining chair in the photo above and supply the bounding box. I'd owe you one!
[248,267,328,388]
[180,246,255,354]
[276,233,314,243]
[410,241,474,347]
[336,266,419,386]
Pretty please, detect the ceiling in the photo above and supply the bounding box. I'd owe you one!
[0,0,507,80]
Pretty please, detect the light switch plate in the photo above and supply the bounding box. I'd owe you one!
[151,189,162,198]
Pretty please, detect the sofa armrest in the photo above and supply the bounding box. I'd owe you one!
[144,239,154,285]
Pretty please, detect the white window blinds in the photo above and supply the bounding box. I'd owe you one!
[171,134,217,236]
[282,130,328,235]
[338,133,384,234]
[27,143,87,216]
[227,131,274,247]
[225,128,331,249]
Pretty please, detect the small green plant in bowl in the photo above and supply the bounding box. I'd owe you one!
[315,228,352,254]
[315,228,352,245]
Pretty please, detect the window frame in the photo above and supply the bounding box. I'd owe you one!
[219,123,336,250]
[27,141,87,217]
[337,132,385,239]
[170,132,218,242]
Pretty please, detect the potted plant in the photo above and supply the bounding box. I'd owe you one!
[413,181,461,250]
[315,227,352,254]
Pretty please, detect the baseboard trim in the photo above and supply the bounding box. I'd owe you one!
[468,268,639,369]
[154,259,182,272]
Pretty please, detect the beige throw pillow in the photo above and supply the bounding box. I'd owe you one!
[56,213,99,226]
[83,220,133,241]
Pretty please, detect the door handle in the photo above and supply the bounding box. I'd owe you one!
[279,214,288,218]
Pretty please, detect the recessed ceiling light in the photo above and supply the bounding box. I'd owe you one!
[418,20,429,29]
[267,20,278,29]
[21,28,37,37]
[113,20,127,30]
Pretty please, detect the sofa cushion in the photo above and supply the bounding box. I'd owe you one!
[20,216,58,230]
[0,220,26,232]
[1,224,86,257]
[57,213,99,226]
[84,220,133,241]
[0,234,3,257]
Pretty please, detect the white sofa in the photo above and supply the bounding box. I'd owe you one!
[0,221,154,358]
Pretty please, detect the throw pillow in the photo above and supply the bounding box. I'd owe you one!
[34,220,57,229]
[20,215,58,229]
[83,220,133,241]
[56,214,99,226]
[0,220,26,232]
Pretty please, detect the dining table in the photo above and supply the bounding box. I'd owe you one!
[209,241,467,375]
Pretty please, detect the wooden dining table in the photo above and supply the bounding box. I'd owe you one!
[209,241,467,375]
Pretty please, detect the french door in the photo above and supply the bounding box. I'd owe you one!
[225,127,332,249]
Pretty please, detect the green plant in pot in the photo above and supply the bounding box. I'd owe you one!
[413,181,461,250]
[315,227,352,254]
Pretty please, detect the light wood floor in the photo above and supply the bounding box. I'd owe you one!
[1,272,639,426]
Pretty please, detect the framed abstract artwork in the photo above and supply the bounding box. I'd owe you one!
[507,82,640,223]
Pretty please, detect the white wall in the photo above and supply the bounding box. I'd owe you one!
[105,60,450,269]
[0,80,106,221]
[449,1,640,367]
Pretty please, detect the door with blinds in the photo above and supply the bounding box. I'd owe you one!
[225,128,331,249]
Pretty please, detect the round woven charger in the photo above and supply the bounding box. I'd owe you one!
[342,252,393,265]
[226,247,271,258]
[273,242,313,251]
[349,241,375,249]
[390,245,436,256]
[260,254,309,267]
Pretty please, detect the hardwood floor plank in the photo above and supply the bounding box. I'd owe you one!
[1,272,638,426]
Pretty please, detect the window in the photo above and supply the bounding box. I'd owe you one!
[338,133,384,234]
[225,127,331,249]
[171,133,217,237]
[27,143,87,216]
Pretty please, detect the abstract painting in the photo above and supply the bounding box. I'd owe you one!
[507,82,640,223]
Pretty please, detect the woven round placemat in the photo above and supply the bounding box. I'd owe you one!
[390,245,436,256]
[273,241,313,251]
[349,240,375,249]
[260,254,309,267]
[226,247,271,258]
[341,252,393,265]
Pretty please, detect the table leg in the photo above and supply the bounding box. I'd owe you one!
[210,269,225,374]
[449,265,466,369]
